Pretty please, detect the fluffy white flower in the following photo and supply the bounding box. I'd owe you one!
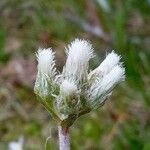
[88,51,121,79]
[87,65,125,108]
[34,48,57,98]
[8,137,23,150]
[34,38,125,122]
[60,80,78,96]
[36,48,56,78]
[63,39,94,85]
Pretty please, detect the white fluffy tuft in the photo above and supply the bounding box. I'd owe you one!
[87,64,125,107]
[60,80,78,96]
[34,48,57,98]
[87,51,125,108]
[63,39,94,84]
[36,48,56,78]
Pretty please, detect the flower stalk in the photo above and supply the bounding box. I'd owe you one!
[58,126,70,150]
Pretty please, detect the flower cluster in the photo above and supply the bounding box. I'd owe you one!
[34,39,125,127]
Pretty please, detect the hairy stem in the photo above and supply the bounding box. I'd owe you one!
[58,125,70,150]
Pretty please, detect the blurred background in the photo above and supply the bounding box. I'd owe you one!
[0,0,150,149]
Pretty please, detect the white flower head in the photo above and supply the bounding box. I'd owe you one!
[60,80,78,96]
[36,48,56,78]
[63,39,94,84]
[87,62,125,108]
[34,48,57,98]
[34,38,125,124]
